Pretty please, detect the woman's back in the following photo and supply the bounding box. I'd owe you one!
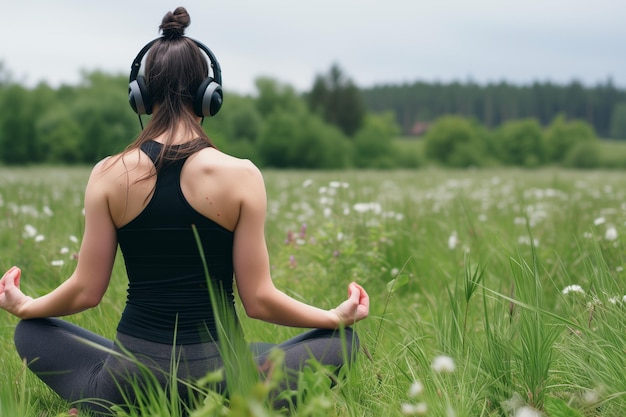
[101,138,257,233]
[112,140,245,344]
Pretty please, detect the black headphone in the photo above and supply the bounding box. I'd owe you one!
[128,37,223,117]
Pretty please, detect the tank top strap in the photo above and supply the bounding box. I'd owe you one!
[140,141,163,165]
[139,139,211,167]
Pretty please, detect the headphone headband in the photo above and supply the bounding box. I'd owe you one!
[129,37,222,86]
[128,36,223,118]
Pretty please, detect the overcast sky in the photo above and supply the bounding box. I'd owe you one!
[2,1,625,94]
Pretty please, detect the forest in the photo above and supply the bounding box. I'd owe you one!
[1,62,625,168]
[361,77,626,138]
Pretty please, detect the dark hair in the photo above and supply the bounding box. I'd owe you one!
[125,7,215,165]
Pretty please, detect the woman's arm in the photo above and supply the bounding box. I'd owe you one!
[0,162,118,319]
[232,162,369,329]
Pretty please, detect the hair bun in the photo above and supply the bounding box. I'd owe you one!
[159,7,190,40]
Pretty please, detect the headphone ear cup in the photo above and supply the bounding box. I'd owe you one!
[194,78,223,117]
[128,75,153,115]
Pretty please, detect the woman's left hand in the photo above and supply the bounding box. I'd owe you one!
[330,282,370,326]
[0,266,32,317]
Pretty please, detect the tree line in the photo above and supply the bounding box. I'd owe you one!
[1,61,625,168]
[361,78,626,139]
[0,65,403,168]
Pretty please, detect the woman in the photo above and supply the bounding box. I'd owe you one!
[0,7,369,415]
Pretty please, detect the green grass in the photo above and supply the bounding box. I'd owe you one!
[597,139,626,168]
[1,166,625,416]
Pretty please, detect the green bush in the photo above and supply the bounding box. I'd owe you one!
[494,118,545,167]
[35,107,83,163]
[0,85,40,164]
[353,112,400,168]
[563,140,601,169]
[257,110,351,169]
[423,116,489,167]
[390,138,425,169]
[207,95,262,144]
[545,114,597,163]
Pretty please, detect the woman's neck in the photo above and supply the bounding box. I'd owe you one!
[150,106,203,145]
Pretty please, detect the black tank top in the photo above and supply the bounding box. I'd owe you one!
[116,140,235,344]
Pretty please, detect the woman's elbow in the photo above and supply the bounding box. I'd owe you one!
[242,301,267,321]
[78,291,104,310]
[240,290,274,321]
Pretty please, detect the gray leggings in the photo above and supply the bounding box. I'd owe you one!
[14,318,358,414]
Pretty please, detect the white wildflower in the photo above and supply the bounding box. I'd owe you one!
[401,402,427,416]
[623,295,626,303]
[582,232,593,239]
[60,247,70,255]
[414,403,427,415]
[408,380,423,398]
[401,403,414,415]
[24,224,37,238]
[582,389,599,404]
[587,296,602,308]
[353,202,382,214]
[323,207,332,218]
[616,266,623,272]
[390,268,400,277]
[34,234,45,243]
[51,260,64,267]
[448,231,458,250]
[594,217,606,226]
[562,284,585,295]
[515,406,542,417]
[302,179,312,188]
[19,204,39,217]
[431,355,455,373]
[43,206,53,216]
[69,235,79,243]
[605,226,618,241]
[395,213,405,221]
[329,181,341,188]
[608,296,619,304]
[337,232,344,241]
[353,203,368,213]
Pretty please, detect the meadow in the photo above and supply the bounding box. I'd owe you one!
[0,166,624,417]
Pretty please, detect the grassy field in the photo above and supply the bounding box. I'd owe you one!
[0,166,625,416]
[394,137,626,169]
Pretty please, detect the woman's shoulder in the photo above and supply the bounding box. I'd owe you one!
[192,148,264,182]
[88,149,155,189]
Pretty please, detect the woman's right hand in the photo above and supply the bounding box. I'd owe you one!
[330,282,370,326]
[0,266,33,318]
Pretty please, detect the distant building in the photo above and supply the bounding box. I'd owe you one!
[410,122,430,137]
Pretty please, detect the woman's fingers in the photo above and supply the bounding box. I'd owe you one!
[2,267,20,289]
[0,267,26,315]
[333,282,370,325]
